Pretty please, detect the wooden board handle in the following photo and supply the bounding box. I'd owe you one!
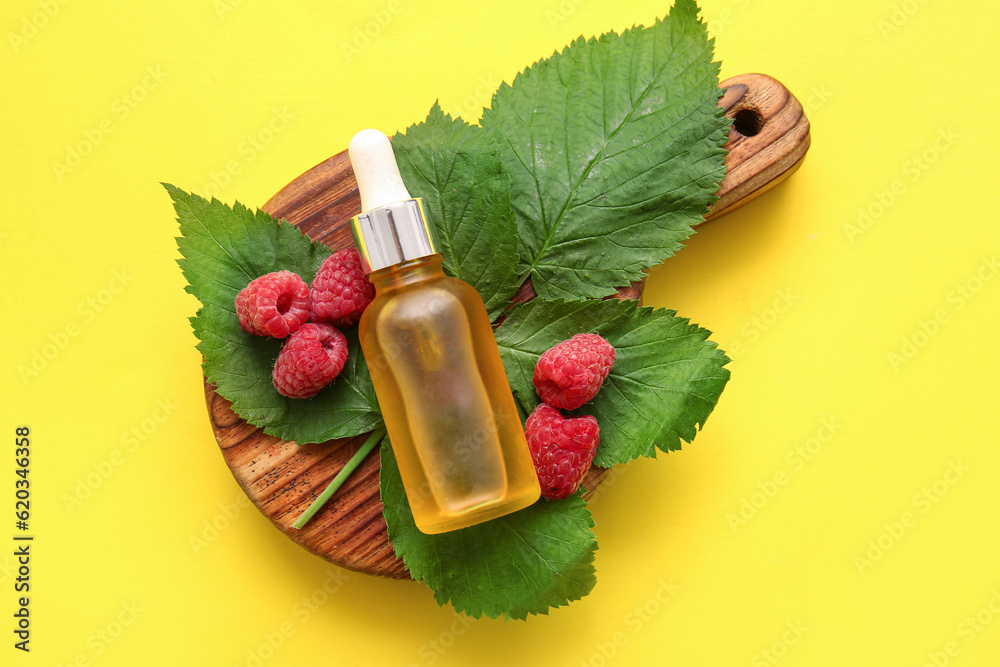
[708,72,811,221]
[208,73,812,579]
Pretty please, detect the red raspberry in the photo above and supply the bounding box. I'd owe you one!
[533,333,616,410]
[525,404,600,500]
[236,270,310,338]
[272,323,349,399]
[309,248,375,327]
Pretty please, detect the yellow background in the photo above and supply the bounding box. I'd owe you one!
[2,0,998,665]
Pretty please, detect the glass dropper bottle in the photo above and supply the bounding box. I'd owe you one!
[348,129,540,534]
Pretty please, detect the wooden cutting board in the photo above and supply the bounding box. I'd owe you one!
[204,73,810,579]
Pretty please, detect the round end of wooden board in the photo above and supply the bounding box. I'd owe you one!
[206,383,610,578]
[204,72,811,578]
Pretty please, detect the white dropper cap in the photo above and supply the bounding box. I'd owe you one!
[348,128,438,274]
[348,129,411,212]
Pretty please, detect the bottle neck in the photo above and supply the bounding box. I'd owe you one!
[369,254,445,292]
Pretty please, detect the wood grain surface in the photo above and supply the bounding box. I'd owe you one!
[204,73,811,579]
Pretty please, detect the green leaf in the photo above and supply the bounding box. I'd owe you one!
[494,299,730,466]
[481,0,730,299]
[380,440,597,620]
[168,184,383,443]
[392,103,521,318]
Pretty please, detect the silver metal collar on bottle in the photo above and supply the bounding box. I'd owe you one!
[350,198,439,274]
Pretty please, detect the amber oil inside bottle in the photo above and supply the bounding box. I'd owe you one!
[358,255,540,534]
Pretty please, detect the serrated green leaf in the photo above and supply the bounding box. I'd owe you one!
[481,0,729,299]
[379,438,597,619]
[168,184,383,443]
[494,299,730,466]
[392,103,521,319]
[380,439,597,620]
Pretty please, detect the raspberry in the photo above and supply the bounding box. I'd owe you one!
[309,248,375,327]
[272,323,349,399]
[525,404,599,500]
[533,333,616,410]
[236,270,310,338]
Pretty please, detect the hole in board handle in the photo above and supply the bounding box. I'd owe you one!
[733,108,763,137]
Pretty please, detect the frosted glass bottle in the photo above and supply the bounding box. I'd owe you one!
[348,129,540,534]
